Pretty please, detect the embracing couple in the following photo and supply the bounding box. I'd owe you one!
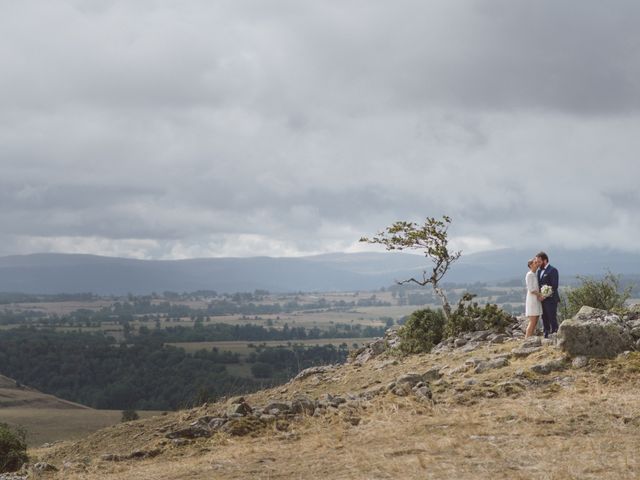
[525,251,560,339]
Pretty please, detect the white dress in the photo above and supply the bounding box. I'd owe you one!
[525,271,542,316]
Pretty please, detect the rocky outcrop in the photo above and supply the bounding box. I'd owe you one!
[348,327,400,365]
[558,306,636,358]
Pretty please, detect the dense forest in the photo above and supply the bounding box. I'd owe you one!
[0,328,349,410]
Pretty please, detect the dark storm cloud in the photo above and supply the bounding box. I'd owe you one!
[1,0,640,258]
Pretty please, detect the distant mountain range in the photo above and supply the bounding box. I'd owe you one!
[1,248,639,295]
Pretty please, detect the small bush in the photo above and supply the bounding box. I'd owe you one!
[0,423,28,473]
[121,409,139,422]
[398,294,513,354]
[445,293,513,338]
[562,272,633,319]
[398,308,446,354]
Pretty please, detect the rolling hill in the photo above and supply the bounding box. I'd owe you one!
[0,248,639,295]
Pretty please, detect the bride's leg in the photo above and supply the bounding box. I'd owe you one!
[525,315,539,338]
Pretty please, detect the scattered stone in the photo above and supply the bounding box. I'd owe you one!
[395,372,425,387]
[262,401,291,415]
[454,338,468,347]
[572,356,589,369]
[558,306,635,358]
[361,384,386,400]
[221,417,265,436]
[488,333,509,344]
[470,330,492,342]
[293,365,336,381]
[523,336,542,348]
[465,357,483,367]
[474,357,509,374]
[391,384,412,396]
[30,462,58,473]
[374,359,398,370]
[512,346,542,358]
[531,358,566,375]
[422,366,443,381]
[226,401,252,417]
[290,395,316,415]
[171,438,191,447]
[413,385,432,402]
[460,342,480,353]
[166,422,211,439]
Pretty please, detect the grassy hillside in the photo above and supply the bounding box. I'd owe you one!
[26,340,640,479]
[0,375,160,447]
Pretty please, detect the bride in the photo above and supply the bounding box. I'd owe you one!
[525,258,543,338]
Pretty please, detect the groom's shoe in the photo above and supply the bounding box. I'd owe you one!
[543,332,549,339]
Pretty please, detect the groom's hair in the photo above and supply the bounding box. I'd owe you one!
[536,251,549,262]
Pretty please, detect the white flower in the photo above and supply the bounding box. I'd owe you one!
[540,285,553,298]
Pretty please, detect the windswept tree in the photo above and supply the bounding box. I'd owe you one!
[360,216,461,319]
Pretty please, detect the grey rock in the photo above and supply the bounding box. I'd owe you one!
[423,366,443,381]
[470,330,492,342]
[290,395,315,415]
[531,358,566,374]
[571,356,589,368]
[474,357,509,374]
[460,342,480,353]
[360,384,386,400]
[294,365,336,381]
[558,307,634,358]
[226,401,252,417]
[396,372,425,387]
[454,338,468,347]
[511,346,542,358]
[413,385,432,402]
[262,401,291,413]
[207,417,228,430]
[171,438,191,446]
[523,336,542,348]
[488,333,508,344]
[391,384,412,396]
[370,338,386,355]
[32,462,58,472]
[166,423,211,439]
[464,357,483,367]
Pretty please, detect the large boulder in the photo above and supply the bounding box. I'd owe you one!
[558,306,635,358]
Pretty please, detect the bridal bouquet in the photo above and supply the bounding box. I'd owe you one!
[540,285,553,298]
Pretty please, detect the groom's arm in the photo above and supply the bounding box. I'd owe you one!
[549,267,559,293]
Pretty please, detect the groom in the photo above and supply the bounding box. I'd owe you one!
[536,251,559,338]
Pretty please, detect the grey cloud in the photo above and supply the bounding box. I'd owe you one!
[1,1,640,259]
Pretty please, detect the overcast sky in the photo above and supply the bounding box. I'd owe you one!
[1,0,640,259]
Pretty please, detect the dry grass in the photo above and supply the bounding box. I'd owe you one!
[28,345,640,480]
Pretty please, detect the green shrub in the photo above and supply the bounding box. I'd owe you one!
[398,308,446,354]
[398,295,513,355]
[121,409,140,422]
[563,272,633,319]
[0,423,28,473]
[445,293,512,338]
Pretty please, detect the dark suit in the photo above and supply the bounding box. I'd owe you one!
[538,264,559,336]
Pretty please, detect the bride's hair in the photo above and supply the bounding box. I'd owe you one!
[527,259,535,268]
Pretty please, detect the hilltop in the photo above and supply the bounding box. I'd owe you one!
[22,319,640,480]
